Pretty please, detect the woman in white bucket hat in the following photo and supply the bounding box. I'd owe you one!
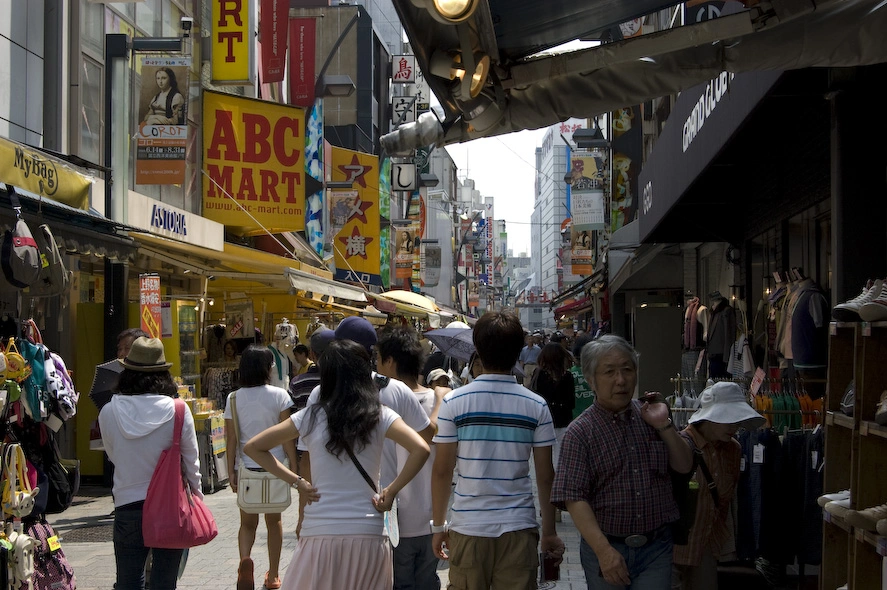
[673,381,766,590]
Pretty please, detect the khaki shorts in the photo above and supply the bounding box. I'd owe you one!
[447,528,539,590]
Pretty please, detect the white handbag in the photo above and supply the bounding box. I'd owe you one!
[230,392,292,514]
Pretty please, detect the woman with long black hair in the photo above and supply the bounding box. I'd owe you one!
[245,339,430,590]
[529,343,575,465]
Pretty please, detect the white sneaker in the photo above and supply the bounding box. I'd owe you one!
[825,498,852,519]
[877,518,887,536]
[859,284,887,322]
[818,490,851,507]
[833,279,883,321]
[847,503,887,531]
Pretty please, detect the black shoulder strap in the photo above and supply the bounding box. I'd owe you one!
[344,443,377,493]
[694,448,720,505]
[373,374,390,391]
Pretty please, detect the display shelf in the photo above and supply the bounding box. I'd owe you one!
[823,319,886,590]
[860,420,887,439]
[826,411,856,430]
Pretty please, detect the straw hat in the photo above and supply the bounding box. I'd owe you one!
[119,337,173,372]
[689,381,766,430]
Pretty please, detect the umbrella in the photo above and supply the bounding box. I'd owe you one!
[424,328,475,362]
[88,359,123,410]
[378,290,439,312]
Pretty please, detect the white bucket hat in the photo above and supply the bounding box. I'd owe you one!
[688,381,766,430]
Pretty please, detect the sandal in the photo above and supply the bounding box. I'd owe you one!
[264,572,282,590]
[236,557,254,590]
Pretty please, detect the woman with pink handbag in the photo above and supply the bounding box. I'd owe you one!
[99,337,204,589]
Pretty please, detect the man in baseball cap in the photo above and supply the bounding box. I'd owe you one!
[334,316,378,352]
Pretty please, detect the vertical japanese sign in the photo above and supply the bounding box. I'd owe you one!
[211,0,255,85]
[570,228,593,275]
[260,0,288,83]
[422,245,441,287]
[203,91,305,234]
[288,18,316,107]
[139,273,162,338]
[331,147,382,286]
[611,106,643,232]
[136,57,190,185]
[395,223,419,280]
[391,55,416,83]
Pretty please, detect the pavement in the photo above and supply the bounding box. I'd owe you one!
[49,484,590,589]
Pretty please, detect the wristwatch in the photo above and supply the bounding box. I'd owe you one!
[655,418,674,432]
[430,520,448,534]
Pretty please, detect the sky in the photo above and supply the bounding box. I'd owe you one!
[443,128,547,257]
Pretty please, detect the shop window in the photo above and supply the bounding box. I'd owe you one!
[80,0,104,57]
[107,2,136,21]
[136,0,162,36]
[80,57,103,164]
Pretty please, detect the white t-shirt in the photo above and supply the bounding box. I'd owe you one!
[395,387,438,538]
[224,384,294,468]
[293,405,400,537]
[300,373,431,487]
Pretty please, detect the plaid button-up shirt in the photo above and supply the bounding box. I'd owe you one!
[551,400,679,536]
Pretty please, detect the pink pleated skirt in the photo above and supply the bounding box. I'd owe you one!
[281,535,392,590]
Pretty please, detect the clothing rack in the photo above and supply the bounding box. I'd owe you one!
[668,375,828,385]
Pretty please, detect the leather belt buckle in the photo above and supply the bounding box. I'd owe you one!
[624,534,648,548]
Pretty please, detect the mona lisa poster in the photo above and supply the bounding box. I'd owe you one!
[136,57,191,185]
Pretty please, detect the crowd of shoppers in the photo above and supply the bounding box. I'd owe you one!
[100,314,761,590]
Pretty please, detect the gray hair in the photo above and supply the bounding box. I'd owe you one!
[580,334,639,384]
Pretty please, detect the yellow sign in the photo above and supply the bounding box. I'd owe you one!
[331,147,382,286]
[0,137,92,210]
[211,0,254,84]
[203,91,305,235]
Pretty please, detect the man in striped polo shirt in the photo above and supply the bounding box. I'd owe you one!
[431,311,565,589]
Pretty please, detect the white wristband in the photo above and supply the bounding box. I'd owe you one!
[430,521,448,534]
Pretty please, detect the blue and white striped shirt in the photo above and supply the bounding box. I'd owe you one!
[434,374,556,537]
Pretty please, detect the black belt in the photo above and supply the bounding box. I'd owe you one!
[604,524,671,548]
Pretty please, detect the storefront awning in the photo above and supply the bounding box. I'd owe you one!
[638,70,783,244]
[284,268,367,303]
[554,296,593,317]
[0,185,135,262]
[132,232,366,302]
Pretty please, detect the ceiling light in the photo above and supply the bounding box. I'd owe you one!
[429,0,479,23]
[431,50,490,99]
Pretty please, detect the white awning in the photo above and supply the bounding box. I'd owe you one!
[285,268,367,303]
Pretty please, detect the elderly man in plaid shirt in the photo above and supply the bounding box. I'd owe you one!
[551,335,694,589]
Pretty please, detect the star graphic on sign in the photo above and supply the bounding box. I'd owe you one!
[345,196,373,224]
[338,155,372,188]
[338,226,374,259]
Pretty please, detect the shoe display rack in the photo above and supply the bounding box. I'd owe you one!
[822,321,887,590]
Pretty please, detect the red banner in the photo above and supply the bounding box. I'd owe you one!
[289,18,316,107]
[260,0,288,83]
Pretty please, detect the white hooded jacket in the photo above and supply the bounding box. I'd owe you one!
[98,394,203,507]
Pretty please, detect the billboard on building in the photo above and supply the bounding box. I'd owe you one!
[136,57,190,185]
[330,147,382,286]
[202,91,305,234]
[611,106,643,232]
[211,0,255,84]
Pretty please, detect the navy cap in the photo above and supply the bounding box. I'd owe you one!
[335,316,378,352]
[309,328,335,356]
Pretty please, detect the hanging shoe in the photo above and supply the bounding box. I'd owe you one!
[847,503,887,531]
[833,279,882,321]
[237,557,254,590]
[877,518,887,536]
[263,572,282,590]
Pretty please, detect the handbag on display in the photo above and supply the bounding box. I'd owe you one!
[5,522,39,590]
[2,443,39,519]
[142,399,218,549]
[230,392,292,514]
[23,519,76,590]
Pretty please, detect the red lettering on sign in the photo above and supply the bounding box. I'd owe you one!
[273,118,300,166]
[207,110,240,162]
[206,164,233,197]
[243,113,271,163]
[217,32,243,63]
[218,0,243,26]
